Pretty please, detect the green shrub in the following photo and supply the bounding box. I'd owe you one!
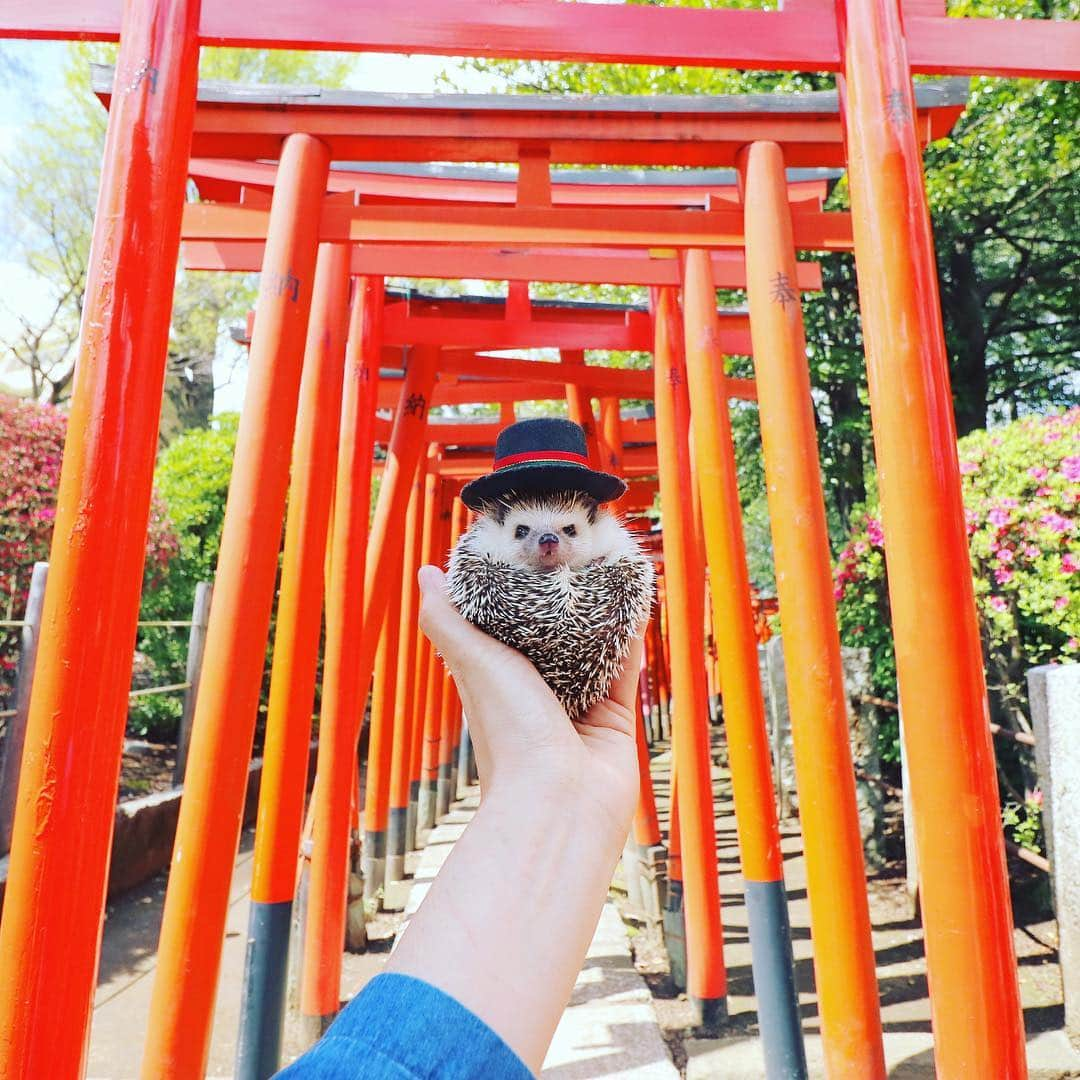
[835,409,1079,787]
[132,414,239,739]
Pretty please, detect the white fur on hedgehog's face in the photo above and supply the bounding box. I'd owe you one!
[480,493,601,572]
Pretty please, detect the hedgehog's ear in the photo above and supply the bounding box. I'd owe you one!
[582,496,599,525]
[484,498,510,524]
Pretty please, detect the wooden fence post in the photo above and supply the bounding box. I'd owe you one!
[0,562,49,856]
[173,582,212,786]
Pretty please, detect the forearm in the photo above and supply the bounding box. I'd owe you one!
[385,781,629,1074]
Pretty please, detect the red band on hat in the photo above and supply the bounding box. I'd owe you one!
[494,450,589,470]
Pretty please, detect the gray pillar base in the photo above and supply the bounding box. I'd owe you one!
[691,994,728,1038]
[345,872,367,952]
[236,899,292,1080]
[457,724,473,794]
[405,780,420,852]
[662,879,687,992]
[418,779,438,836]
[361,830,386,906]
[297,1012,335,1049]
[622,841,646,914]
[638,844,668,924]
[745,879,807,1079]
[385,806,408,885]
[450,748,460,802]
[436,761,452,818]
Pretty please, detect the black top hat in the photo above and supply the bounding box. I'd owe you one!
[460,418,626,510]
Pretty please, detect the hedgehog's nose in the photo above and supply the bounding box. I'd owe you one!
[538,532,560,556]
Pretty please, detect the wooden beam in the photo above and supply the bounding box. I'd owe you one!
[182,201,855,251]
[181,239,824,290]
[12,2,1077,79]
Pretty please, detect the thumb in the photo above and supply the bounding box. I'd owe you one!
[417,564,502,673]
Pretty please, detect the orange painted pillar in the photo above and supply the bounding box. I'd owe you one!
[357,579,404,907]
[238,242,350,1079]
[839,5,1026,1072]
[600,396,624,475]
[651,286,726,1029]
[447,495,471,799]
[436,489,465,818]
[739,141,884,1079]
[301,274,382,929]
[414,465,448,837]
[303,345,438,1030]
[683,247,806,1077]
[140,133,330,1080]
[386,449,430,885]
[0,4,200,1074]
[562,349,602,465]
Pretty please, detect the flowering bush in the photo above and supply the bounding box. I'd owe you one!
[0,395,179,707]
[835,408,1079,772]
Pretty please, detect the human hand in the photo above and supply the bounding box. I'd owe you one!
[417,564,643,844]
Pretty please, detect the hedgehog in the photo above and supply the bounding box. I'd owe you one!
[446,490,655,720]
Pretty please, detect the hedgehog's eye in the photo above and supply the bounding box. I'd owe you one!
[514,524,530,539]
[562,525,577,538]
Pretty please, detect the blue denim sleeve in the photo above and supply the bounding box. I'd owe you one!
[276,972,534,1080]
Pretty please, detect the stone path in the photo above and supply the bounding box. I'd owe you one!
[401,795,679,1079]
[87,749,1080,1078]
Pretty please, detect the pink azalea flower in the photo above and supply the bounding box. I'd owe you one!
[959,461,978,475]
[1045,430,1063,443]
[1062,456,1080,483]
[866,519,885,547]
[995,567,1014,585]
[989,595,1008,612]
[1023,544,1041,559]
[833,585,844,601]
[988,507,1011,528]
[854,541,868,556]
[1069,638,1080,650]
[1041,512,1071,534]
[1055,596,1069,610]
[1029,466,1049,481]
[1037,486,1054,498]
[1063,553,1079,574]
[997,547,1015,564]
[1027,789,1044,808]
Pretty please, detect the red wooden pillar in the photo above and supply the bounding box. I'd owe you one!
[304,274,382,929]
[357,579,404,907]
[0,4,200,1074]
[302,345,438,1031]
[238,242,351,1079]
[651,286,726,1030]
[683,247,806,1077]
[386,450,430,885]
[562,349,602,465]
[413,461,446,837]
[142,132,331,1079]
[739,141,884,1079]
[839,3,1026,1072]
[435,485,463,818]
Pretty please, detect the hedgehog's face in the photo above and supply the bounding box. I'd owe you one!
[483,493,600,572]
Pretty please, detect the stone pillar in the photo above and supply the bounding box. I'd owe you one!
[1029,662,1080,1041]
[761,637,885,866]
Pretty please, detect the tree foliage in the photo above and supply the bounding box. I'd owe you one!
[450,0,1079,541]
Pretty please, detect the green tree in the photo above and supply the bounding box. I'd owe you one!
[0,44,354,435]
[449,0,1079,538]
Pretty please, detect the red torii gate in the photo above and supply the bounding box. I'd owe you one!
[0,2,1076,1079]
